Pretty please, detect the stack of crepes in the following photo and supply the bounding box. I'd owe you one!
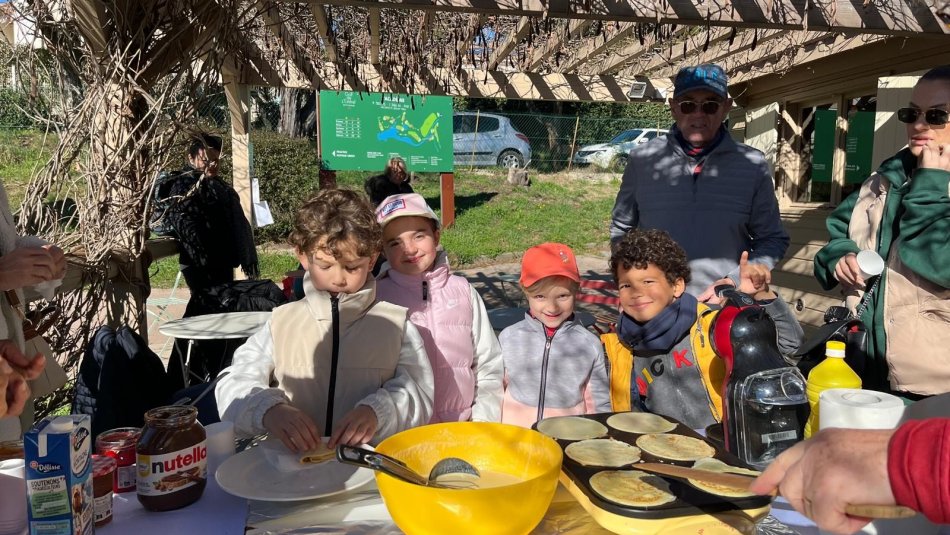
[260,438,335,472]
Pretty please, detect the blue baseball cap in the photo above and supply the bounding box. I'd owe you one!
[673,64,729,99]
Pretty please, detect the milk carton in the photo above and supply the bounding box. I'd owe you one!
[24,415,94,535]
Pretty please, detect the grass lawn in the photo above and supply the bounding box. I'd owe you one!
[150,170,619,287]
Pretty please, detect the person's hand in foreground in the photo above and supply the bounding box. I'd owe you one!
[328,405,378,448]
[0,339,44,417]
[262,403,321,453]
[0,247,60,291]
[750,427,897,535]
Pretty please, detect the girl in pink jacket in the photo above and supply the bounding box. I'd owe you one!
[375,194,504,423]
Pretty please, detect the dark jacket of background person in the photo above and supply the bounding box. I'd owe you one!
[609,126,790,295]
[814,149,950,395]
[72,326,172,439]
[155,166,259,290]
[364,173,414,207]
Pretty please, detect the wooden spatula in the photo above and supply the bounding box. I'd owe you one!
[636,462,917,520]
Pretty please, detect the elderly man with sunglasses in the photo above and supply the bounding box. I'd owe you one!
[814,65,950,399]
[609,63,789,300]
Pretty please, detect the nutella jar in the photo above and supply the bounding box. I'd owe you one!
[136,406,207,511]
[92,454,116,527]
[96,427,141,493]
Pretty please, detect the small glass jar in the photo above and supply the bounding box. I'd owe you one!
[91,454,116,527]
[96,427,141,493]
[136,406,207,512]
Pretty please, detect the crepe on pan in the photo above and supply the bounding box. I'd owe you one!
[536,416,607,441]
[606,412,677,434]
[636,433,716,461]
[299,442,335,465]
[687,457,761,497]
[589,470,676,507]
[565,438,641,467]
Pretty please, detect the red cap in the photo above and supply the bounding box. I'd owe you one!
[520,243,580,287]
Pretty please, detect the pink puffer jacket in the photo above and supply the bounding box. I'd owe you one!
[376,254,476,422]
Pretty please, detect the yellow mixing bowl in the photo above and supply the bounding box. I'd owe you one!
[374,422,562,535]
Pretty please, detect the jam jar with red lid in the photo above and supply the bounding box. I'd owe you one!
[136,405,207,512]
[96,427,141,493]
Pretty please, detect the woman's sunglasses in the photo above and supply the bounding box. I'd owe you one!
[896,107,950,126]
[676,100,723,115]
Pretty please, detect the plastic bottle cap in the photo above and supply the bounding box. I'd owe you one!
[826,340,846,358]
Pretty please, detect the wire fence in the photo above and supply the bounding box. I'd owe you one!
[1,84,672,174]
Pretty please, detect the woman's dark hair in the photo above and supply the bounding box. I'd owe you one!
[609,228,691,285]
[921,65,950,83]
[188,134,223,157]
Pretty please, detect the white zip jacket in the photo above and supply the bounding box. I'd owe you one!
[216,278,434,443]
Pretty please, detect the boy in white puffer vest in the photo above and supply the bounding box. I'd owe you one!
[375,193,504,423]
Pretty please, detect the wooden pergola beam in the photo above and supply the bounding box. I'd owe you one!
[560,21,634,73]
[637,28,786,79]
[592,24,703,76]
[487,16,530,71]
[524,18,591,71]
[456,13,484,61]
[286,0,950,37]
[232,60,642,102]
[309,3,338,62]
[257,0,327,88]
[369,8,381,64]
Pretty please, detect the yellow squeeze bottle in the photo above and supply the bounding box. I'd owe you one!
[804,340,862,438]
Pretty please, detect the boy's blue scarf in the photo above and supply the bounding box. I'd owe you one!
[618,293,698,352]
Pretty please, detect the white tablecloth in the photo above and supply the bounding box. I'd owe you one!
[97,477,247,535]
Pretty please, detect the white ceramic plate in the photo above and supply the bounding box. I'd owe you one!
[215,441,374,502]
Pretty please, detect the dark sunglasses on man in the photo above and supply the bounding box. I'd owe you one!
[896,107,950,126]
[676,100,724,115]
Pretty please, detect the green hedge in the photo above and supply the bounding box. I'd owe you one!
[250,131,322,243]
[0,89,34,128]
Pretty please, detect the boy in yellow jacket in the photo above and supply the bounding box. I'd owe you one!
[602,229,803,429]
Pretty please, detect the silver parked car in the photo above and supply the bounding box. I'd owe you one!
[573,128,668,171]
[453,112,532,168]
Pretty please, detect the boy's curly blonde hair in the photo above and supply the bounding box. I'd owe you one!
[288,188,382,258]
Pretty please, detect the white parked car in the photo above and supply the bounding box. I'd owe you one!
[573,128,668,171]
[453,112,532,168]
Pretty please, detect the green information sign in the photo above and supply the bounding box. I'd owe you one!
[845,111,875,184]
[811,109,837,183]
[319,91,453,172]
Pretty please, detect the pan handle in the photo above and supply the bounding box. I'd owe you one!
[336,445,434,487]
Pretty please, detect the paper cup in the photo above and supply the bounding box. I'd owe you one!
[0,459,26,532]
[857,250,885,280]
[205,421,235,474]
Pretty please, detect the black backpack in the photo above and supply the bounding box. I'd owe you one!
[793,310,869,379]
[72,326,173,440]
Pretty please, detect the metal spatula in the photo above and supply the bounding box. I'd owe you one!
[636,463,917,520]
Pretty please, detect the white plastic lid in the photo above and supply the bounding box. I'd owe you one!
[47,416,74,432]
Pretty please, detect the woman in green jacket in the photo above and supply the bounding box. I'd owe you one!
[814,65,950,398]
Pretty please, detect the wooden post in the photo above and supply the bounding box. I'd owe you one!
[566,115,581,172]
[440,172,455,228]
[831,94,848,205]
[225,78,254,228]
[225,77,254,281]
